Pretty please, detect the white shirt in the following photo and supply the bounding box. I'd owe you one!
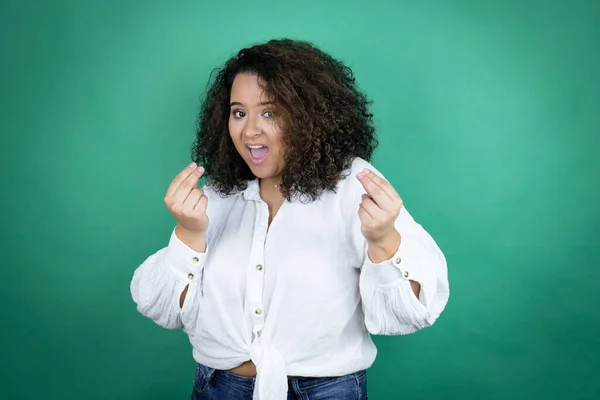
[130,157,449,400]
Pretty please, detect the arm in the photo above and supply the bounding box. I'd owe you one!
[359,206,449,335]
[175,226,206,307]
[130,227,207,330]
[364,229,422,298]
[352,166,449,335]
[130,162,210,330]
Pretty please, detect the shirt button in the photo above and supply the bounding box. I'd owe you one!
[187,273,195,280]
[403,271,409,278]
[394,257,402,265]
[192,257,199,263]
[256,264,263,271]
[255,308,263,315]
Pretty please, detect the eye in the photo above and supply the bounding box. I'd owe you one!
[262,110,274,118]
[233,110,246,118]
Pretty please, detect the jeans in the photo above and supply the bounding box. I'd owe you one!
[191,363,368,399]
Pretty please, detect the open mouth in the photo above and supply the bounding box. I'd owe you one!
[247,145,269,165]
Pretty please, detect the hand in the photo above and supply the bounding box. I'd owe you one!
[164,162,209,237]
[357,170,420,295]
[357,169,403,245]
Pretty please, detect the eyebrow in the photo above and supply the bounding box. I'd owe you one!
[230,101,274,107]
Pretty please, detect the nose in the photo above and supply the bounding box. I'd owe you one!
[242,115,262,138]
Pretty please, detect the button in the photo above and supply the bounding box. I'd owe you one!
[255,308,263,315]
[403,271,409,278]
[256,264,263,271]
[192,257,199,263]
[187,273,195,280]
[394,257,402,265]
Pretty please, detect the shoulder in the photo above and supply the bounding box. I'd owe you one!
[337,157,387,194]
[200,183,219,202]
[330,157,379,211]
[201,182,242,211]
[349,157,378,176]
[201,182,242,200]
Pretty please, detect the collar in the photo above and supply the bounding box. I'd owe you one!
[241,179,262,201]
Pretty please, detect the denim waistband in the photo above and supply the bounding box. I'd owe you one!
[196,363,367,392]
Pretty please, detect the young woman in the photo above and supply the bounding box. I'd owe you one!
[131,38,449,400]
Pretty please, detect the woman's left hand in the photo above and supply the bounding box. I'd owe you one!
[357,169,421,295]
[356,169,403,246]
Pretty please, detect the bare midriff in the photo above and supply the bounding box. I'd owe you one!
[227,360,257,377]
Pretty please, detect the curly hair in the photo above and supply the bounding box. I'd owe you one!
[191,38,378,201]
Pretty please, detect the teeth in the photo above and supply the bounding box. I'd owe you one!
[248,145,265,149]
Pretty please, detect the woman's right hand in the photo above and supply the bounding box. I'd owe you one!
[164,162,209,252]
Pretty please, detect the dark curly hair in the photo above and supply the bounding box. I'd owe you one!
[191,38,378,201]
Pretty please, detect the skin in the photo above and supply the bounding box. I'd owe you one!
[163,72,420,377]
[228,73,286,224]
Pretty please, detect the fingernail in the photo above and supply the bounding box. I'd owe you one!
[363,169,370,174]
[189,162,197,169]
[357,172,364,179]
[194,166,204,175]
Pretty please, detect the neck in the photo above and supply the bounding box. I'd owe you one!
[259,176,283,198]
[259,175,281,188]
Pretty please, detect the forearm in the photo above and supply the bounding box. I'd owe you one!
[131,227,207,327]
[367,230,420,298]
[131,250,187,329]
[173,227,205,307]
[180,284,190,308]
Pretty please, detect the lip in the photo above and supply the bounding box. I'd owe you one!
[246,144,269,165]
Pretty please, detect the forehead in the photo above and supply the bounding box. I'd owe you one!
[230,73,270,102]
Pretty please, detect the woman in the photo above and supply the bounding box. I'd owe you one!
[131,38,449,400]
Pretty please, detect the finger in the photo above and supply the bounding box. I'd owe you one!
[173,166,205,204]
[357,172,394,210]
[360,194,386,220]
[362,170,401,201]
[358,203,373,224]
[193,194,208,213]
[166,162,198,198]
[182,188,203,212]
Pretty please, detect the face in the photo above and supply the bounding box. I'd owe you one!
[228,73,285,181]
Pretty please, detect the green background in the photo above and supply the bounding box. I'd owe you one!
[2,0,599,399]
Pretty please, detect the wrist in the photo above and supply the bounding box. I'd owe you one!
[367,230,401,264]
[175,226,206,253]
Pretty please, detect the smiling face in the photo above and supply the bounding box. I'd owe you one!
[228,73,285,182]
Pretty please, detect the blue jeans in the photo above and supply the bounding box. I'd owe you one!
[191,363,368,399]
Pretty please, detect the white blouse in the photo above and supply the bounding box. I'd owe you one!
[130,157,449,400]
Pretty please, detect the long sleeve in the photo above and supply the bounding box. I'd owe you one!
[130,227,207,331]
[344,158,450,336]
[358,206,449,335]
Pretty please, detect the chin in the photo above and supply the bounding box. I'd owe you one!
[248,164,283,181]
[245,163,273,179]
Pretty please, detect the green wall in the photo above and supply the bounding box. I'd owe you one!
[2,0,599,399]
